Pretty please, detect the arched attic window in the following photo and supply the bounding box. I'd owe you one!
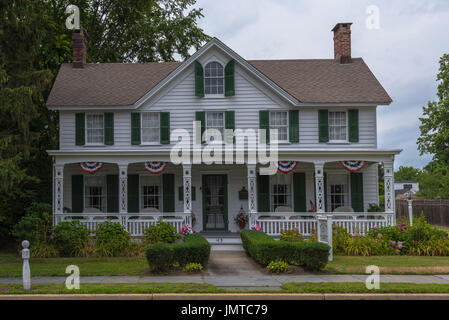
[204,61,224,95]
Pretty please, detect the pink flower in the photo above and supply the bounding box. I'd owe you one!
[377,233,382,239]
[373,225,378,230]
[398,241,403,249]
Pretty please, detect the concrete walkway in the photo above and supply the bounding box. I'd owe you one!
[2,274,449,290]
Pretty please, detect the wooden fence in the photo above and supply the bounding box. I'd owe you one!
[396,199,449,227]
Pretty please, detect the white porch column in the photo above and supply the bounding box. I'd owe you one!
[183,164,192,213]
[383,159,396,224]
[247,164,257,214]
[54,164,64,215]
[314,161,325,213]
[118,164,128,213]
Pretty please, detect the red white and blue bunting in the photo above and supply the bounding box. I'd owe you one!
[339,161,366,173]
[79,162,104,174]
[277,161,298,174]
[144,162,167,174]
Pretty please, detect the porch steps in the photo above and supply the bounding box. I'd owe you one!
[200,232,242,245]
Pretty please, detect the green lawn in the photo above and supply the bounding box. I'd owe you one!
[326,255,449,274]
[2,282,449,294]
[281,282,449,293]
[0,253,148,277]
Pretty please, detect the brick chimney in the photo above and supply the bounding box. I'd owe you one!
[332,22,352,64]
[72,29,87,68]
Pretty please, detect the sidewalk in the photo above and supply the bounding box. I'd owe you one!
[2,274,449,289]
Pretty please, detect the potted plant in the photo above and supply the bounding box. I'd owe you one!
[234,206,249,229]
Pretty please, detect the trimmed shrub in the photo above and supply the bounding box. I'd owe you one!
[52,221,89,256]
[267,260,289,273]
[143,220,180,244]
[280,229,304,242]
[146,234,210,272]
[95,221,131,256]
[183,263,203,272]
[240,230,329,271]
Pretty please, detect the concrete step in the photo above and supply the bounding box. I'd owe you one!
[204,236,242,245]
[211,244,244,251]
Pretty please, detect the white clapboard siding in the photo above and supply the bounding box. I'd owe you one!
[59,61,378,150]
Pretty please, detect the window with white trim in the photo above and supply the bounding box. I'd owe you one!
[270,172,292,211]
[327,174,349,211]
[141,112,160,143]
[329,111,347,142]
[84,176,106,212]
[204,62,224,95]
[141,176,161,210]
[269,111,288,142]
[86,114,104,144]
[206,111,224,143]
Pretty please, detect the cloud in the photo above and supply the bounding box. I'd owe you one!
[194,0,449,169]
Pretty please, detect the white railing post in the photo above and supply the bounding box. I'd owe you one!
[21,240,31,290]
[247,164,257,228]
[383,160,395,225]
[314,161,325,213]
[317,214,333,261]
[54,164,64,215]
[118,164,128,214]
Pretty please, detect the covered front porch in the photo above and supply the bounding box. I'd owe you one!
[50,150,399,237]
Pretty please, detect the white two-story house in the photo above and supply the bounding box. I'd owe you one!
[47,23,401,236]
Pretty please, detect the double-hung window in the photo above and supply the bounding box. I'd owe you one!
[141,112,160,144]
[270,172,292,211]
[86,114,104,144]
[140,176,161,211]
[327,174,350,211]
[328,111,347,142]
[204,62,224,95]
[84,176,106,212]
[206,111,224,143]
[269,111,288,142]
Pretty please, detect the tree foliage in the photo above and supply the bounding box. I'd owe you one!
[418,54,449,163]
[0,0,208,242]
[394,166,421,182]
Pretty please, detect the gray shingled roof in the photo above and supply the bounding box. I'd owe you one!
[46,58,392,107]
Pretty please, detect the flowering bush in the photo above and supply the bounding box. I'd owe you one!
[234,211,249,228]
[181,224,196,236]
[251,224,263,232]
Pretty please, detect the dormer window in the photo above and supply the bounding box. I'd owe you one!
[204,62,224,95]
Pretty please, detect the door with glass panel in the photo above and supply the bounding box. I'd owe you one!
[202,175,228,230]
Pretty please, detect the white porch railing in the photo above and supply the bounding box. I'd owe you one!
[54,213,192,237]
[253,212,394,236]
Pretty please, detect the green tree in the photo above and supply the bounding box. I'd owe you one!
[418,162,449,199]
[418,54,449,164]
[394,166,421,181]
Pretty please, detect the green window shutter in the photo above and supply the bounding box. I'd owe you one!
[163,174,175,213]
[351,172,364,212]
[195,111,206,143]
[75,113,85,146]
[225,110,235,143]
[259,110,270,144]
[107,175,119,213]
[194,61,204,97]
[127,174,140,213]
[224,60,235,96]
[71,175,84,213]
[160,112,170,144]
[289,110,299,143]
[104,112,114,145]
[131,113,141,145]
[293,172,306,212]
[348,109,359,142]
[178,186,184,201]
[257,174,270,212]
[192,186,196,201]
[318,109,329,143]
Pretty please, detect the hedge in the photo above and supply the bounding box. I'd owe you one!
[146,234,211,272]
[240,230,330,271]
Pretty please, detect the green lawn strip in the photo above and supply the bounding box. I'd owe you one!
[325,256,449,274]
[0,283,224,294]
[281,282,449,293]
[0,254,148,277]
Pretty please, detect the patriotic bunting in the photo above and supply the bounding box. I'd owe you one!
[339,161,366,173]
[79,162,104,174]
[144,162,167,174]
[277,161,298,174]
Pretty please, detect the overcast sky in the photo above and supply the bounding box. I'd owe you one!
[193,0,449,169]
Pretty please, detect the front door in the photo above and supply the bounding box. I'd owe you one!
[202,174,228,231]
